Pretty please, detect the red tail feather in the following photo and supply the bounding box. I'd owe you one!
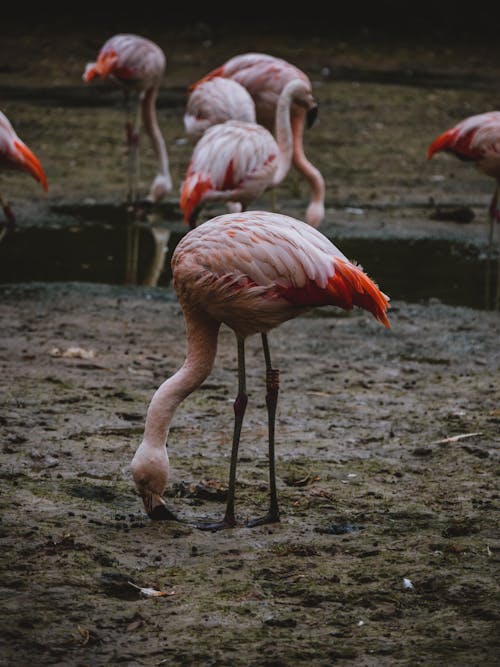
[180,177,212,224]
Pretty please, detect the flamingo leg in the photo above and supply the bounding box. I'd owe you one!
[196,336,248,530]
[246,333,281,527]
[485,184,500,309]
[125,93,142,204]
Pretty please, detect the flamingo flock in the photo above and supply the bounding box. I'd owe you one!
[3,31,499,529]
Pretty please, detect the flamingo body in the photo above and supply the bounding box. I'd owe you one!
[190,52,325,226]
[131,210,390,527]
[83,33,172,202]
[183,77,256,142]
[0,110,48,228]
[428,111,500,221]
[180,120,279,226]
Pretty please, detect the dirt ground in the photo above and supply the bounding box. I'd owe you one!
[1,16,499,667]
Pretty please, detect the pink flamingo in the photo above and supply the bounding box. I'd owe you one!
[131,210,390,530]
[190,52,325,227]
[183,77,256,142]
[0,110,48,232]
[427,111,500,248]
[83,33,172,203]
[180,79,315,228]
[428,111,500,308]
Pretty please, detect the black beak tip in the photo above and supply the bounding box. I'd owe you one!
[148,504,178,521]
[307,105,319,129]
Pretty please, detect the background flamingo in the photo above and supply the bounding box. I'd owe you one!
[180,79,312,228]
[427,111,500,248]
[183,77,256,142]
[0,110,48,234]
[428,111,500,307]
[190,52,325,227]
[83,33,172,204]
[131,210,390,529]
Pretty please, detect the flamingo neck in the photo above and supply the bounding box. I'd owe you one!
[141,87,173,198]
[291,114,325,227]
[142,310,220,450]
[272,81,297,186]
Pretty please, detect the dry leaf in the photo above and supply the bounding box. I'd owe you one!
[126,619,143,631]
[77,625,90,645]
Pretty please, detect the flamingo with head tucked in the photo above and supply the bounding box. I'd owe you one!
[180,79,316,228]
[83,33,172,204]
[427,111,500,247]
[183,77,256,142]
[130,209,390,530]
[428,111,500,308]
[0,110,48,232]
[190,52,325,227]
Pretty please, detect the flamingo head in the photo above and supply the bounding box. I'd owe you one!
[130,441,176,520]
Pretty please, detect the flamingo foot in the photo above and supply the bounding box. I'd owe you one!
[148,504,179,521]
[246,510,280,528]
[194,514,237,531]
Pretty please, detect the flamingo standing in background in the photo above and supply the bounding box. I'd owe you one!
[131,210,390,530]
[183,77,256,142]
[83,33,173,204]
[180,79,314,228]
[0,110,48,234]
[190,52,325,227]
[428,111,500,308]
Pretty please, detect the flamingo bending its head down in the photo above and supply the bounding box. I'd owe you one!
[83,33,172,203]
[180,79,316,228]
[183,77,256,142]
[130,210,390,530]
[0,110,48,231]
[190,52,325,227]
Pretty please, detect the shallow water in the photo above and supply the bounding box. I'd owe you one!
[0,203,498,310]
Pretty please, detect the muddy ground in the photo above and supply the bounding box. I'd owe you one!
[1,15,500,667]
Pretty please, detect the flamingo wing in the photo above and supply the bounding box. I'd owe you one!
[173,211,390,332]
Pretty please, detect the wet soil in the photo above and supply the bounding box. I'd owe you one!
[1,17,500,667]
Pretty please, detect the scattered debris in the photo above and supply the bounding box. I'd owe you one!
[403,577,415,590]
[50,346,96,359]
[429,205,475,223]
[432,432,482,444]
[128,581,176,598]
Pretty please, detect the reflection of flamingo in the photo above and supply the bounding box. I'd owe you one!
[180,79,315,228]
[190,53,325,226]
[131,210,390,529]
[427,111,500,247]
[0,110,48,232]
[183,77,256,142]
[83,33,172,203]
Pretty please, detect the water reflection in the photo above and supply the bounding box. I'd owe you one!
[0,203,498,311]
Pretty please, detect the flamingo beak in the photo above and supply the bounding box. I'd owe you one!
[142,492,178,521]
[14,140,48,192]
[306,105,318,129]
